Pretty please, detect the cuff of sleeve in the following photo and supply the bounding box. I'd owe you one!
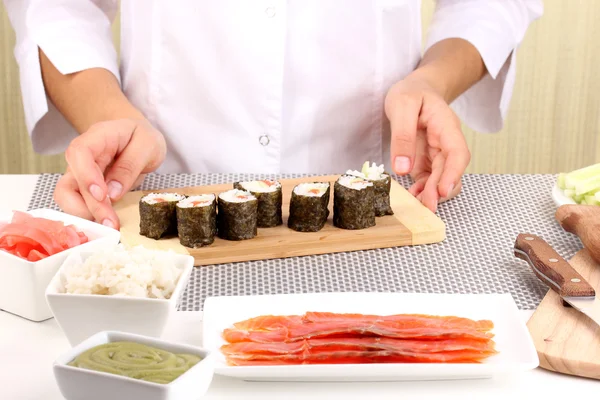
[18,46,76,155]
[28,23,120,78]
[426,27,515,82]
[16,28,120,155]
[424,8,526,133]
[449,51,516,134]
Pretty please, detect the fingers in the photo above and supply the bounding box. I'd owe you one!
[65,141,120,228]
[407,130,429,198]
[103,128,161,201]
[59,119,163,229]
[63,121,135,229]
[54,172,93,221]
[388,95,422,176]
[438,138,470,199]
[412,174,461,211]
[65,136,110,203]
[386,78,468,211]
[65,119,138,200]
[420,153,445,213]
[439,180,463,203]
[408,179,426,197]
[56,170,120,229]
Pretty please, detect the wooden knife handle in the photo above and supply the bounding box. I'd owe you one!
[555,204,600,265]
[514,233,595,298]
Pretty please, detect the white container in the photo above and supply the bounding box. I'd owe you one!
[46,248,194,346]
[0,208,120,322]
[53,331,215,400]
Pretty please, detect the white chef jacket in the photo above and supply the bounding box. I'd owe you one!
[5,1,542,174]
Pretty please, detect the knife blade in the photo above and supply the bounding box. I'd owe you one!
[514,233,600,327]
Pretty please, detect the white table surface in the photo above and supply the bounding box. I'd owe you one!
[1,174,598,399]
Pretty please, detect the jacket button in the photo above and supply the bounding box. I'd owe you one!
[259,135,270,146]
[265,6,276,17]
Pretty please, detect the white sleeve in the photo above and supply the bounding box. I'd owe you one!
[425,0,543,133]
[3,0,120,155]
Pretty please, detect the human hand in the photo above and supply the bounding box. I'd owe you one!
[384,75,470,213]
[54,118,167,229]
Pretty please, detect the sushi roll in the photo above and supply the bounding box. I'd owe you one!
[217,189,258,241]
[288,182,331,232]
[176,194,217,248]
[333,175,376,230]
[346,161,394,216]
[233,180,283,228]
[139,192,186,239]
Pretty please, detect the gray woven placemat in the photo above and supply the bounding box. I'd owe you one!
[29,173,583,311]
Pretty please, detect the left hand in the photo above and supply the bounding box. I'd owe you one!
[384,75,470,213]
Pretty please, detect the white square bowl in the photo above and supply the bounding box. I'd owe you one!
[0,208,121,322]
[46,249,194,346]
[53,331,215,400]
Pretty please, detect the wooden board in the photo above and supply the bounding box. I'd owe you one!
[113,175,446,266]
[526,249,600,380]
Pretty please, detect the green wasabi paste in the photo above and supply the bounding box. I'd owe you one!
[68,341,202,384]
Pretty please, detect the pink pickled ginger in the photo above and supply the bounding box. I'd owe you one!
[0,211,89,261]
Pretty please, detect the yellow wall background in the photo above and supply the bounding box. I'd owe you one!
[1,1,599,174]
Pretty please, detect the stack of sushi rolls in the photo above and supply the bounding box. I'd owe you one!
[233,179,283,227]
[175,194,217,248]
[217,189,259,240]
[333,175,376,230]
[346,161,394,216]
[139,192,186,239]
[288,182,331,232]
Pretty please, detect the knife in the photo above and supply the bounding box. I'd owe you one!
[514,233,600,327]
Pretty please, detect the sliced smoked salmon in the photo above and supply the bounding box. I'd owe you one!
[221,337,496,356]
[233,315,304,330]
[229,312,493,332]
[226,353,489,366]
[222,320,493,343]
[225,349,496,364]
[303,312,494,332]
[221,311,497,366]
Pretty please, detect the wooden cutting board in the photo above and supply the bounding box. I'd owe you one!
[113,175,445,266]
[526,248,600,379]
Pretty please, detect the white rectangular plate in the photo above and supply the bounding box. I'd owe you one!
[202,292,539,382]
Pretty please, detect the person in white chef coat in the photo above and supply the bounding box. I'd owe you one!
[5,1,542,229]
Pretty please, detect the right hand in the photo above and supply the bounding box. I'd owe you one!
[54,118,167,230]
[385,74,470,213]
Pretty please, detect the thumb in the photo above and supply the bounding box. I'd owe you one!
[388,97,421,175]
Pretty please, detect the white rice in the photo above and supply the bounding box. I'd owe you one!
[338,175,373,190]
[177,194,215,208]
[238,180,281,193]
[346,161,386,181]
[219,189,256,203]
[293,182,329,197]
[56,245,183,299]
[142,192,185,205]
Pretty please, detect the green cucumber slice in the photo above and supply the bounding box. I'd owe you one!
[565,163,600,190]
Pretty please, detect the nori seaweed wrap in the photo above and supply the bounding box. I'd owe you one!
[288,182,331,232]
[139,192,186,239]
[233,180,283,228]
[333,175,376,230]
[346,161,394,216]
[217,189,258,240]
[176,194,217,248]
[371,172,394,216]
